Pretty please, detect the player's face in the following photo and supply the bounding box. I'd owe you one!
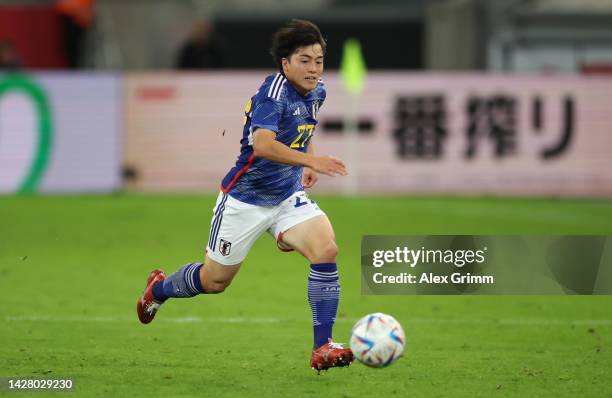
[282,44,324,95]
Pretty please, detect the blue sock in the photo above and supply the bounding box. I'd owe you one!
[308,263,340,348]
[152,262,205,303]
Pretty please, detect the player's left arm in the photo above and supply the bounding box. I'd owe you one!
[303,87,325,189]
[302,142,318,189]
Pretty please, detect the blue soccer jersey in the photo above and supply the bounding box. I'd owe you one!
[220,72,326,206]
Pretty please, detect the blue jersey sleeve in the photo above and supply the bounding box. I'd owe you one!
[251,98,284,133]
[319,83,327,105]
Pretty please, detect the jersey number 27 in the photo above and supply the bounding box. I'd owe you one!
[291,124,314,148]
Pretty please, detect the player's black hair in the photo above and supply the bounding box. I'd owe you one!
[270,19,326,69]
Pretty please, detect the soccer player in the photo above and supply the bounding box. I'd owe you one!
[136,19,354,371]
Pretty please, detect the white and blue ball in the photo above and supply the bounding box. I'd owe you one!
[350,312,405,368]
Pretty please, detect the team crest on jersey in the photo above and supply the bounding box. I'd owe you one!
[219,239,232,256]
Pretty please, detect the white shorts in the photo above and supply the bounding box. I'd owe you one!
[206,190,325,265]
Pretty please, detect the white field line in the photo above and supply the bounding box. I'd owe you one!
[3,315,612,326]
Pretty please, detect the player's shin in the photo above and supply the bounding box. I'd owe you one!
[307,263,340,348]
[152,262,206,302]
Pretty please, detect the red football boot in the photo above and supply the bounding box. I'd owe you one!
[310,339,355,373]
[136,269,166,324]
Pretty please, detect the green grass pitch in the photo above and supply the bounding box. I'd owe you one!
[1,195,611,397]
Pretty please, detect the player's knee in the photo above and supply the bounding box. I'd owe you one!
[311,239,338,263]
[202,280,230,294]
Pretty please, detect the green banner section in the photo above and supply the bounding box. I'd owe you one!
[361,236,612,295]
[0,73,53,193]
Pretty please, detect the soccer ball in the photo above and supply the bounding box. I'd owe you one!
[350,312,405,368]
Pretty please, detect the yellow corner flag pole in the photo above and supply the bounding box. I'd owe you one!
[340,38,367,96]
[339,38,367,195]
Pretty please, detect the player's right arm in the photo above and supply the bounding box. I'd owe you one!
[253,129,347,177]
